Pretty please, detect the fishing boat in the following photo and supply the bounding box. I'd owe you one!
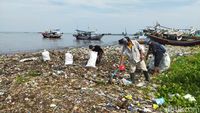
[42,29,63,38]
[73,29,104,40]
[146,33,200,46]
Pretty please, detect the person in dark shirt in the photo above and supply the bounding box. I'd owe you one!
[89,45,104,64]
[146,40,166,74]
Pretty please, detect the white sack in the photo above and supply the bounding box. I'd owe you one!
[148,53,170,72]
[86,51,98,68]
[42,50,51,61]
[65,52,73,65]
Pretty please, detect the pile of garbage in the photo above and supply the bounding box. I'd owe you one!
[0,45,199,112]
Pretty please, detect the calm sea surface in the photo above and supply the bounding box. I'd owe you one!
[0,32,124,54]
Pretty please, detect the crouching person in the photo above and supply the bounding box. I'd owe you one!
[146,40,170,74]
[118,37,150,83]
[89,45,104,65]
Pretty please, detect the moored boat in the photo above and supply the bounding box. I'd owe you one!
[42,29,63,38]
[73,30,104,40]
[146,33,200,46]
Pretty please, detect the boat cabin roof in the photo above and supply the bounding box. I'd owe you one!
[75,29,95,33]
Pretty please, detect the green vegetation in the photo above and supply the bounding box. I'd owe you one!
[15,70,42,84]
[155,52,200,108]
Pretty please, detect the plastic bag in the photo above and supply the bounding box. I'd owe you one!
[65,52,73,65]
[86,51,98,68]
[42,49,50,61]
[147,53,170,72]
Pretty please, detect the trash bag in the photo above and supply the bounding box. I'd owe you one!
[86,51,98,68]
[42,49,50,61]
[147,53,170,72]
[65,52,73,65]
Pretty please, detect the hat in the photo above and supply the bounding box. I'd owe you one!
[144,38,151,45]
[118,38,127,45]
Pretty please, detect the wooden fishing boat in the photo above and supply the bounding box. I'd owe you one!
[146,33,200,46]
[42,29,63,38]
[73,30,104,40]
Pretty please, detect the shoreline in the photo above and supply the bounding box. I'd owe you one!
[0,43,118,55]
[0,44,199,112]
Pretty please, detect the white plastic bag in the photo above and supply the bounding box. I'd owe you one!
[42,50,50,61]
[65,52,73,65]
[147,53,170,72]
[159,53,170,72]
[86,51,98,68]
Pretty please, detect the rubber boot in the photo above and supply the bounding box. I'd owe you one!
[130,73,135,84]
[143,71,150,81]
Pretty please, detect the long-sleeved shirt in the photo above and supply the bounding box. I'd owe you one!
[121,40,143,63]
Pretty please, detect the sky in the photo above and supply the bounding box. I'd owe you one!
[0,0,200,33]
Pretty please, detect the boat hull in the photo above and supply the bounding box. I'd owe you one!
[42,33,62,38]
[73,34,104,40]
[146,34,200,46]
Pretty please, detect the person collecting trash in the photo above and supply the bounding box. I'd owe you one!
[89,45,104,65]
[145,40,170,74]
[118,37,150,83]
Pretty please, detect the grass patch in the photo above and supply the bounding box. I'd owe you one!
[27,70,42,77]
[15,70,42,84]
[16,75,29,84]
[155,52,200,107]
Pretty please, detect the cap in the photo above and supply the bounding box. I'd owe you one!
[144,38,151,45]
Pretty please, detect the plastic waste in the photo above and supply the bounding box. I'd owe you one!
[153,97,165,105]
[183,94,196,102]
[128,104,137,112]
[153,104,159,109]
[143,108,152,112]
[122,78,132,85]
[125,94,133,100]
[86,51,97,68]
[136,82,146,87]
[119,65,125,71]
[147,52,170,73]
[19,57,38,62]
[42,49,50,61]
[65,52,73,65]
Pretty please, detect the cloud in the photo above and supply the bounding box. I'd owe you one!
[0,0,200,32]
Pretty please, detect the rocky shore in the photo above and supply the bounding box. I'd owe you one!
[0,45,199,113]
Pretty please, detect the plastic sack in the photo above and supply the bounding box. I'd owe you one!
[42,50,50,61]
[147,52,170,72]
[86,51,98,68]
[65,52,73,65]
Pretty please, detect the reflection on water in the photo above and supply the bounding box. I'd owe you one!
[0,32,123,54]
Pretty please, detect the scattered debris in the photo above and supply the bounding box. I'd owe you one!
[0,45,198,112]
[19,57,38,62]
[183,94,196,102]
